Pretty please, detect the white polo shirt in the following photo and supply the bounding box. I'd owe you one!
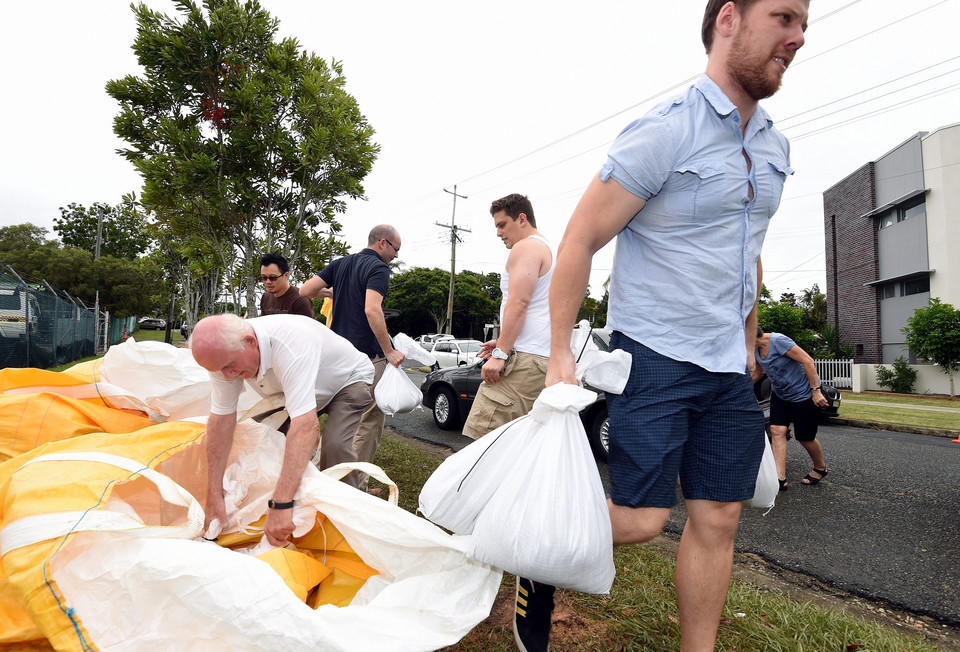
[209,315,374,418]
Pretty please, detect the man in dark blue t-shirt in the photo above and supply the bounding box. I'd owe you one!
[302,225,405,492]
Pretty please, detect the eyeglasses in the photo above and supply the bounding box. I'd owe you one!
[383,238,400,254]
[260,274,284,282]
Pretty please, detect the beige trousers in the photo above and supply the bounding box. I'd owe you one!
[462,350,549,439]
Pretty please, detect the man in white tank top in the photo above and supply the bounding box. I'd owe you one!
[463,193,553,440]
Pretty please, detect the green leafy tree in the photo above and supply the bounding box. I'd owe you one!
[54,196,151,260]
[107,0,376,316]
[903,298,960,397]
[758,301,816,352]
[386,267,451,336]
[452,271,500,339]
[799,283,827,333]
[0,224,51,266]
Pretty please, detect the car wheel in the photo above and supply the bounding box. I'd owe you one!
[586,403,609,464]
[432,387,461,430]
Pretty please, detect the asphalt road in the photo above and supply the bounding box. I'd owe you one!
[388,366,960,626]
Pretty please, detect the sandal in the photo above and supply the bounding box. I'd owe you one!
[778,478,789,492]
[801,468,828,485]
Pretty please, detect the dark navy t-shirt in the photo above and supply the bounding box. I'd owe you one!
[318,248,390,357]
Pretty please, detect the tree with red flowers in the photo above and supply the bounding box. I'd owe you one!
[107,0,377,315]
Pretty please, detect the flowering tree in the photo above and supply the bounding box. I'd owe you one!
[106,0,376,315]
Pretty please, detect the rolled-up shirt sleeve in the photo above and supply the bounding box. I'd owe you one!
[209,373,243,415]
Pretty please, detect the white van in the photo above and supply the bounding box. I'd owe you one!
[0,286,40,339]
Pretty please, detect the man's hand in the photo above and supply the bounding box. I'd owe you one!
[265,507,295,547]
[477,339,496,360]
[481,357,505,384]
[386,349,405,367]
[812,389,829,408]
[545,349,578,387]
[204,492,227,535]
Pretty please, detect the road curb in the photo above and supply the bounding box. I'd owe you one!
[831,418,958,439]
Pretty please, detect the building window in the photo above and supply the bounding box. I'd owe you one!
[880,284,896,299]
[900,198,925,222]
[855,344,864,357]
[879,212,896,229]
[902,277,930,296]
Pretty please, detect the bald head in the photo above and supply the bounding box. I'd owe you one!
[189,314,259,378]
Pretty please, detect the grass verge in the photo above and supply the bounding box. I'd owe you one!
[372,433,944,651]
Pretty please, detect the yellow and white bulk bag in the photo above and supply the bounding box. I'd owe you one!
[1,417,501,651]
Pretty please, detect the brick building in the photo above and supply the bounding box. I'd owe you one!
[822,123,960,364]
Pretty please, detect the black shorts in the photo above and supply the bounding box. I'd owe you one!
[769,393,819,442]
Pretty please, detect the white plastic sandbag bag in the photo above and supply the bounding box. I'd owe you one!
[374,363,422,415]
[418,415,534,534]
[466,384,615,594]
[743,432,778,511]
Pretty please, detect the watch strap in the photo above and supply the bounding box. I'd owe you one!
[268,499,295,510]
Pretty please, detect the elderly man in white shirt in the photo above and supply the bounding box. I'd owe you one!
[191,313,374,547]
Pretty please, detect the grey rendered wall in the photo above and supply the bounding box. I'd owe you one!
[877,213,928,279]
[874,135,924,206]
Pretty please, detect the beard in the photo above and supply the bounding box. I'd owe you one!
[729,31,783,101]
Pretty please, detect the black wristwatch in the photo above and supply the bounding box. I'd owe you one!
[268,499,295,510]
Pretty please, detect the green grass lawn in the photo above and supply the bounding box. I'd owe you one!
[839,391,960,431]
[371,433,947,652]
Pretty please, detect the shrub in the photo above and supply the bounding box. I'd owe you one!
[875,356,918,394]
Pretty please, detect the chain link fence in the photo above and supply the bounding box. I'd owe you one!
[0,268,134,369]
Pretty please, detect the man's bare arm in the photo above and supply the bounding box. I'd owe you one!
[365,289,404,367]
[547,176,646,386]
[264,412,319,546]
[204,411,238,532]
[300,275,332,299]
[746,258,762,381]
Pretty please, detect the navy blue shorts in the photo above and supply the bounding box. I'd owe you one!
[606,332,765,508]
[769,393,820,441]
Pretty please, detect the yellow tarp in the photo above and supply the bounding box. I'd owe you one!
[0,366,377,650]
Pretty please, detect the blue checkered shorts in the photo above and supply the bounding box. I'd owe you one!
[606,331,765,508]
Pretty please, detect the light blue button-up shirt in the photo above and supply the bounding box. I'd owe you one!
[602,75,793,373]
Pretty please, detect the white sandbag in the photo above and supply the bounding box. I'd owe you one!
[570,320,630,394]
[743,432,778,512]
[393,332,438,367]
[466,384,614,594]
[417,415,534,535]
[374,363,422,416]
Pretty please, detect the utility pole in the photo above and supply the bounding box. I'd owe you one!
[437,185,470,335]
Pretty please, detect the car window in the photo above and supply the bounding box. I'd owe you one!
[435,343,451,352]
[461,341,481,353]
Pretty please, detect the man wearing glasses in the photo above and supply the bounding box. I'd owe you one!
[301,225,405,493]
[259,253,316,319]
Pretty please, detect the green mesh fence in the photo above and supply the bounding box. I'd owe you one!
[0,271,96,369]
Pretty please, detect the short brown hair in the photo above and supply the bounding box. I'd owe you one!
[701,0,760,53]
[489,193,536,228]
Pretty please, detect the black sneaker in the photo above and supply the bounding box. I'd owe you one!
[513,576,555,652]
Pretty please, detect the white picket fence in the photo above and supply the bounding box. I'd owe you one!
[815,359,853,388]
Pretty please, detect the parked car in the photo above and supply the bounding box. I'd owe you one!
[428,339,482,368]
[421,329,841,464]
[415,333,455,350]
[138,317,166,330]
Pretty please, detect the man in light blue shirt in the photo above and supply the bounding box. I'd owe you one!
[542,1,810,650]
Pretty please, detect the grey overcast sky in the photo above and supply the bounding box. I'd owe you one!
[1,0,958,300]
